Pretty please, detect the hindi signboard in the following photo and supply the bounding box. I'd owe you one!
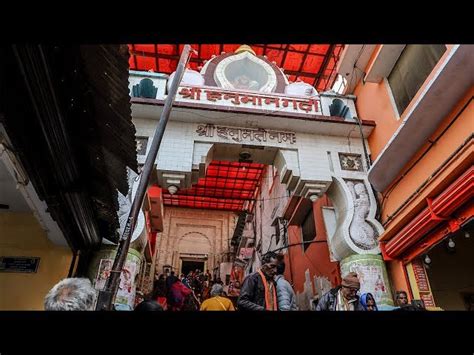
[178,86,322,116]
[411,259,436,307]
[411,259,431,292]
[196,124,296,145]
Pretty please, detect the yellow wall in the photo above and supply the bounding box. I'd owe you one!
[0,212,72,310]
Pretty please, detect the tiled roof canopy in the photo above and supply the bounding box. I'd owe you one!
[128,44,344,92]
[162,161,265,212]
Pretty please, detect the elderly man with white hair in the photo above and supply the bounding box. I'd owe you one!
[44,278,97,311]
[199,283,235,311]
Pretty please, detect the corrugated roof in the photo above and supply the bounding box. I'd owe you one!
[128,44,344,92]
[1,45,138,249]
[80,45,138,195]
[163,161,265,212]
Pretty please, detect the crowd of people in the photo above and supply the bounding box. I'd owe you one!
[43,252,423,312]
[148,269,227,311]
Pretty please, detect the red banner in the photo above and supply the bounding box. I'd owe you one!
[412,260,430,292]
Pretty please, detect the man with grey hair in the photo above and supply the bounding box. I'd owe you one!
[238,252,279,311]
[200,283,235,311]
[44,278,97,311]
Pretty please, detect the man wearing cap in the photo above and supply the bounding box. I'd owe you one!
[315,272,365,311]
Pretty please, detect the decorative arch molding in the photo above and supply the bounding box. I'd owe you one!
[214,51,278,93]
[201,50,287,93]
[176,231,213,255]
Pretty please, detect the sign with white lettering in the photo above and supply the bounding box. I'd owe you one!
[177,86,322,116]
[0,257,40,273]
[411,259,436,307]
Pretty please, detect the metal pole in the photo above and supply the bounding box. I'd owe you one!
[95,44,193,310]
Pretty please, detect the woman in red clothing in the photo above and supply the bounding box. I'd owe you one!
[166,275,194,311]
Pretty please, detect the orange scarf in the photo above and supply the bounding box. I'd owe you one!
[257,270,278,311]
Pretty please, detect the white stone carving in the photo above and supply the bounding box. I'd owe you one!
[106,171,146,247]
[346,180,378,250]
[326,176,383,260]
[339,153,364,171]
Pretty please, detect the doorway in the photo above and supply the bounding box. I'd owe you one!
[181,260,205,276]
[424,219,474,310]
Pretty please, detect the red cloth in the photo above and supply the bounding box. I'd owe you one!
[169,281,192,311]
[156,296,168,310]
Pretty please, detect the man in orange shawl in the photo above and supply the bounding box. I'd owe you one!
[237,252,279,311]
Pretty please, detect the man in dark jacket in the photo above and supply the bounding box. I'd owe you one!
[315,272,365,311]
[237,252,279,311]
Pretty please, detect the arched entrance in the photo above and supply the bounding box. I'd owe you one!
[177,232,211,275]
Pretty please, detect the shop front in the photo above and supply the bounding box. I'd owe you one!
[381,167,473,310]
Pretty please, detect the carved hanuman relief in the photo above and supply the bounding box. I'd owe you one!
[346,180,378,250]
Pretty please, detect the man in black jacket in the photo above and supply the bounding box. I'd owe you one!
[237,252,279,311]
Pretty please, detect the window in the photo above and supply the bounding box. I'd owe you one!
[301,208,316,252]
[388,45,446,115]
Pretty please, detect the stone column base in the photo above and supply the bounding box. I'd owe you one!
[87,246,143,310]
[340,254,394,307]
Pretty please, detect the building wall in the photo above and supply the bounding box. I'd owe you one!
[132,117,371,195]
[352,45,473,233]
[251,165,339,309]
[352,44,472,301]
[254,166,290,256]
[385,260,412,300]
[380,90,473,228]
[285,196,340,302]
[155,207,237,275]
[0,212,72,310]
[355,45,457,161]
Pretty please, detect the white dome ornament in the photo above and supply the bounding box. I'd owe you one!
[285,81,318,97]
[167,68,204,91]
